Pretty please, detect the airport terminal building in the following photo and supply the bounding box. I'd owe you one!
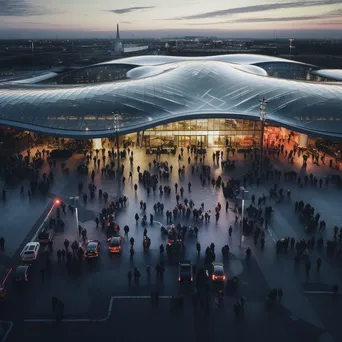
[1,54,342,150]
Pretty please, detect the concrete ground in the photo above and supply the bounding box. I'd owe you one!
[0,142,341,342]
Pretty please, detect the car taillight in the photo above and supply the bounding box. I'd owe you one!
[178,276,181,281]
[212,275,215,280]
[25,275,28,281]
[223,276,226,280]
[191,276,193,281]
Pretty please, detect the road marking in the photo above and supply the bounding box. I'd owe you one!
[153,221,163,227]
[0,321,13,342]
[24,296,173,323]
[304,291,336,295]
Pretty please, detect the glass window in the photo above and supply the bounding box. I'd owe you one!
[184,121,190,130]
[178,121,186,130]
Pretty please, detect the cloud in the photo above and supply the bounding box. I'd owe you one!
[169,0,342,20]
[105,6,155,14]
[187,15,324,25]
[0,0,56,16]
[186,9,342,26]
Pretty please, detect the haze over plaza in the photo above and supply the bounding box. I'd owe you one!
[0,0,342,38]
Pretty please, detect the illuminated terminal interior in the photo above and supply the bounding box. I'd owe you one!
[142,119,262,147]
[119,119,311,149]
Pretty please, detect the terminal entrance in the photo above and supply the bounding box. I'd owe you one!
[177,135,207,148]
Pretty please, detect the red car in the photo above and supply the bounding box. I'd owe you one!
[108,236,122,253]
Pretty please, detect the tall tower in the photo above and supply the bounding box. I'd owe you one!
[114,23,123,54]
[116,23,120,41]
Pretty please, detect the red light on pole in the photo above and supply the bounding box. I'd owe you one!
[55,199,60,205]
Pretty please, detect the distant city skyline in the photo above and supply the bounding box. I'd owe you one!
[0,0,342,39]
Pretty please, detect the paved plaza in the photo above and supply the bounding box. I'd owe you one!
[0,142,341,342]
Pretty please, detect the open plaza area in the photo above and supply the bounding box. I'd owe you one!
[0,135,341,342]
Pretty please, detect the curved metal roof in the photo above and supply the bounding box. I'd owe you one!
[311,69,342,81]
[99,53,314,67]
[0,55,340,139]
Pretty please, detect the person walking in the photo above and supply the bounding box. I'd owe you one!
[305,260,311,276]
[229,226,233,237]
[127,271,132,286]
[52,296,58,313]
[239,296,246,314]
[332,284,339,299]
[61,249,65,262]
[57,249,61,263]
[48,240,53,253]
[316,257,322,272]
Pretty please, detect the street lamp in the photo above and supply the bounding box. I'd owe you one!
[113,112,122,195]
[289,39,294,57]
[259,97,269,179]
[69,196,80,241]
[28,40,34,77]
[239,187,249,248]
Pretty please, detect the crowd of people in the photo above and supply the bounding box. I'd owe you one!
[0,133,341,320]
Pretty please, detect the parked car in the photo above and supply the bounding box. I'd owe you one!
[12,265,31,284]
[108,236,123,253]
[20,242,40,262]
[37,229,54,244]
[211,262,226,282]
[178,261,193,283]
[85,240,100,258]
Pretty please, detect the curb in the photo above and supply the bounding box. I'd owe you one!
[0,321,13,342]
[24,296,173,323]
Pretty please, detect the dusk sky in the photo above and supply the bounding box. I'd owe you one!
[0,0,342,38]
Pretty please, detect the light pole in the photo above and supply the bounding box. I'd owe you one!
[29,40,34,77]
[259,98,269,179]
[113,112,122,195]
[69,196,80,241]
[289,39,294,57]
[239,187,249,248]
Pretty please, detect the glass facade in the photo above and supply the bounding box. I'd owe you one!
[41,64,134,84]
[255,62,313,80]
[143,119,261,148]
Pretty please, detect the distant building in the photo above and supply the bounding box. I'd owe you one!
[113,24,123,55]
[111,23,148,56]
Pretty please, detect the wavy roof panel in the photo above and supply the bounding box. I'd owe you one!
[0,55,340,138]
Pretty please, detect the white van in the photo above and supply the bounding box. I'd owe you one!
[20,242,40,262]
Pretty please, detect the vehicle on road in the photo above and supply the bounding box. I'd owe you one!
[12,265,31,284]
[108,236,122,253]
[211,262,226,282]
[178,261,193,283]
[85,240,100,258]
[37,228,54,244]
[20,242,40,262]
[0,266,12,301]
